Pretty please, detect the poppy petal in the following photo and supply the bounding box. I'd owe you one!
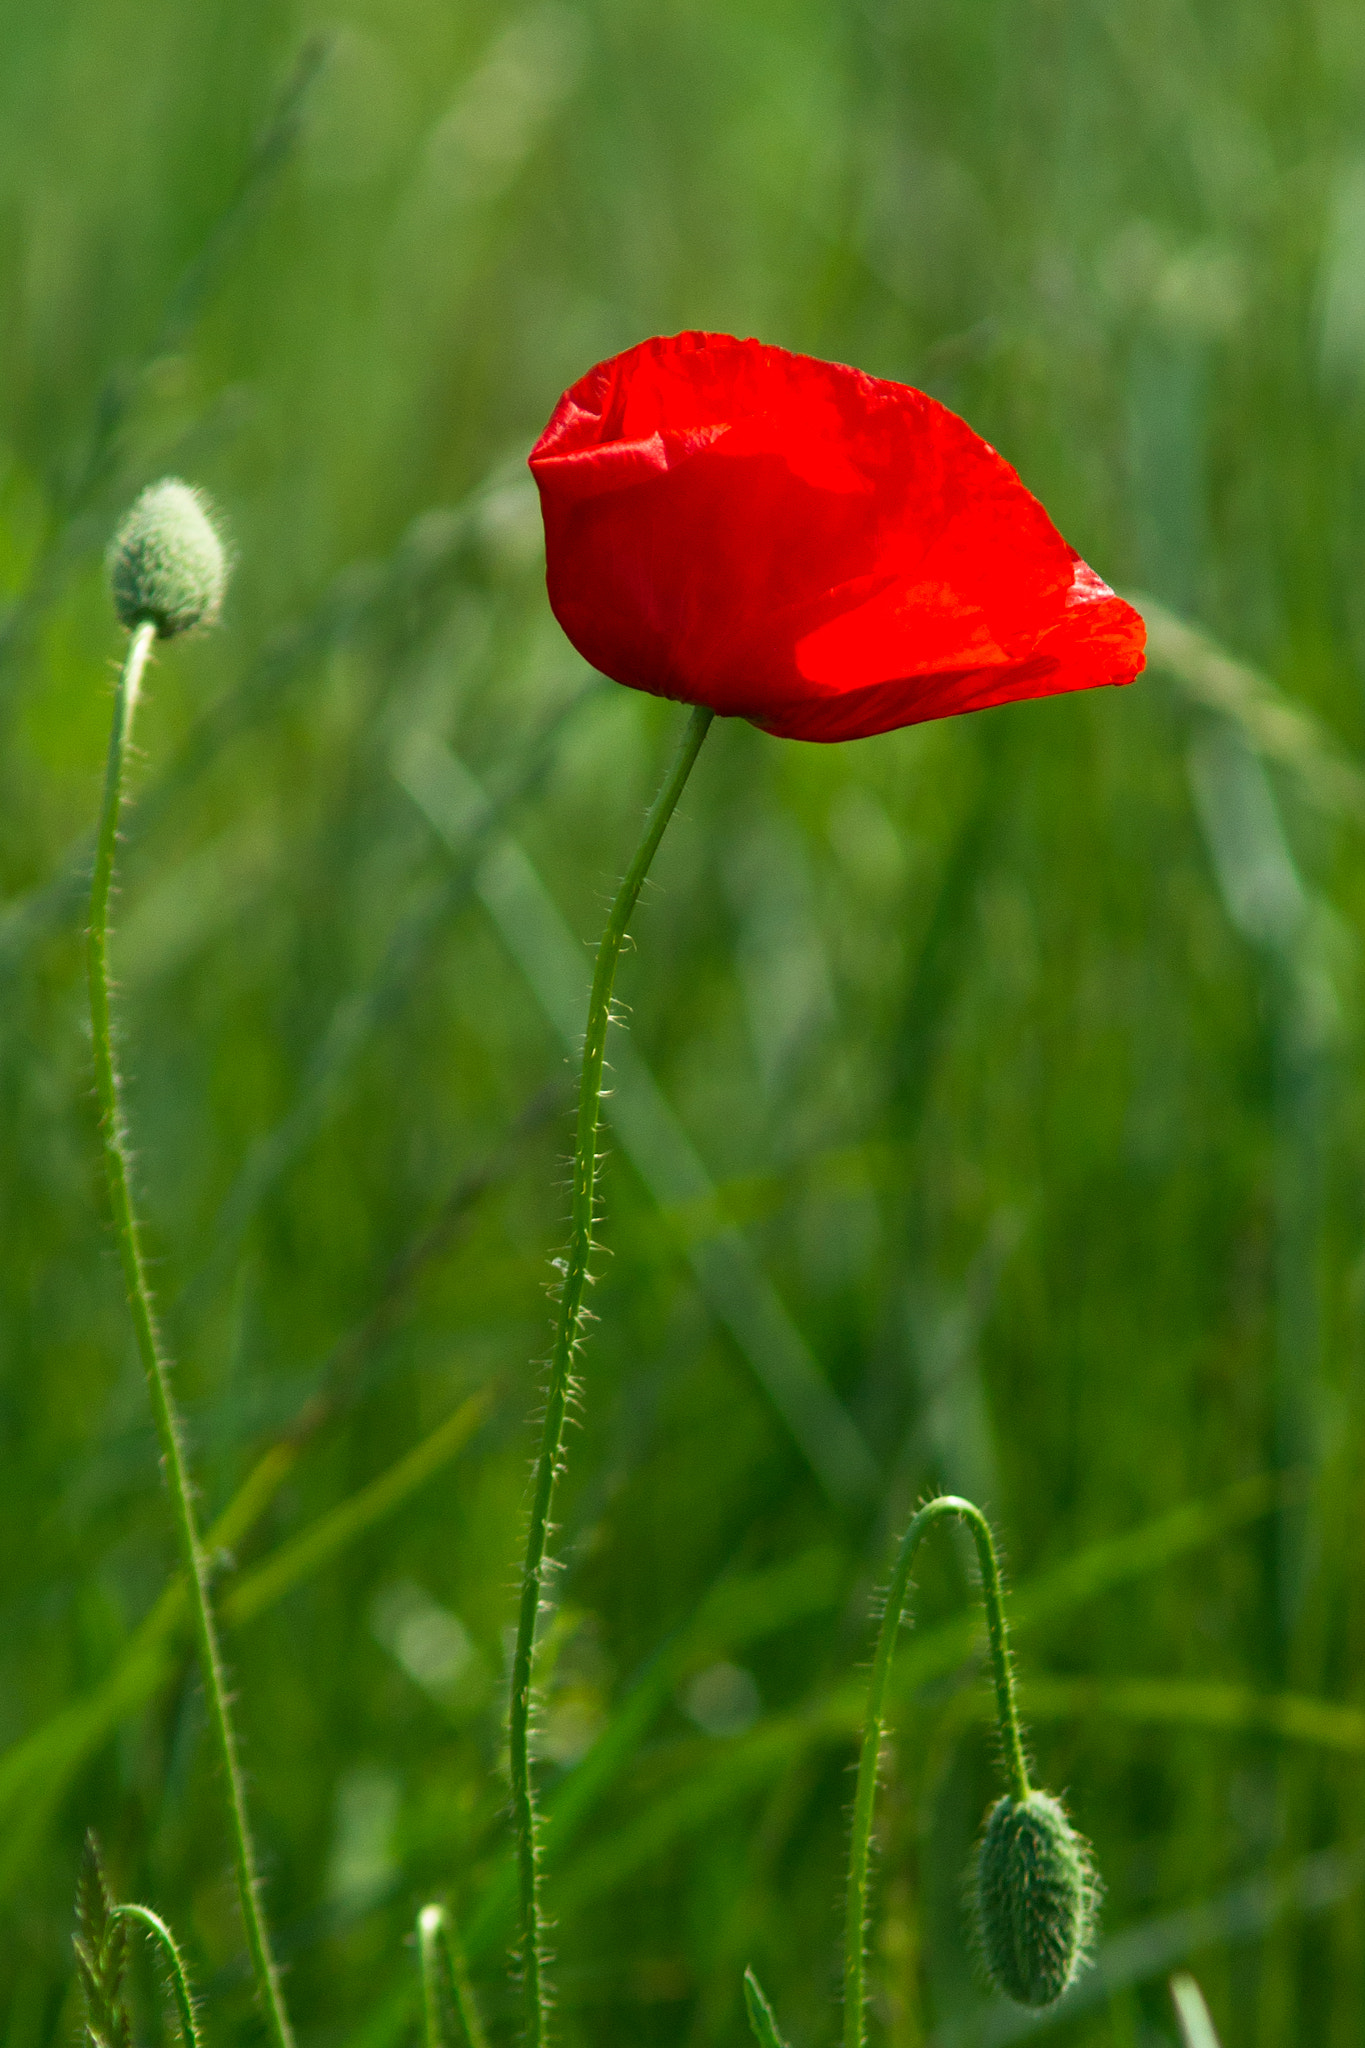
[529,332,1145,742]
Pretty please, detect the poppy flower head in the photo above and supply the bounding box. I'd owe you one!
[529,332,1144,743]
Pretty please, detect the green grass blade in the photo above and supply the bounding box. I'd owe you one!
[1169,1973,1223,2048]
[0,1394,490,1883]
[1137,595,1365,823]
[1010,1674,1365,1752]
[742,1968,790,2048]
[937,1837,1365,2043]
[223,1388,490,1627]
[460,1546,846,1956]
[417,1904,489,2048]
[395,732,877,1507]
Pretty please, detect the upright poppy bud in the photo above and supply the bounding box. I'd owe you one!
[974,1789,1097,2008]
[107,479,227,639]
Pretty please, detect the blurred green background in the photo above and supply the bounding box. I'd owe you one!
[4,2,1365,2044]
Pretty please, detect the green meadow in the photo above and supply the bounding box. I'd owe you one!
[4,2,1365,2043]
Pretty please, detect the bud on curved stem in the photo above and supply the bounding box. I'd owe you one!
[843,1496,1090,2046]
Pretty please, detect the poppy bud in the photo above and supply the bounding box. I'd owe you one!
[107,480,227,638]
[974,1790,1096,2009]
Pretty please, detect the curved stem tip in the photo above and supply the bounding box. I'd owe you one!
[843,1496,1028,2048]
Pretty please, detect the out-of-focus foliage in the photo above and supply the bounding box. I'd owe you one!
[4,3,1365,2045]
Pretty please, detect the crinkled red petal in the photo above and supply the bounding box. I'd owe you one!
[530,332,1144,741]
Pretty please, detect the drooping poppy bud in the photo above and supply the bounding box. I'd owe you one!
[107,479,227,639]
[974,1790,1097,2008]
[529,332,1145,743]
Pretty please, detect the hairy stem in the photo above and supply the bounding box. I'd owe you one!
[510,704,713,2045]
[88,622,295,2048]
[109,1905,201,2048]
[843,1495,1028,2048]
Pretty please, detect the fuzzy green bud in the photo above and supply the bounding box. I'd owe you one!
[107,480,227,638]
[974,1790,1096,2009]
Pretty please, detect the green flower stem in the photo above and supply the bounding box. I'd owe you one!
[843,1495,1028,2048]
[510,703,714,2046]
[88,622,295,2048]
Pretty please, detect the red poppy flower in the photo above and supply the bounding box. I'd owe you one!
[528,332,1144,743]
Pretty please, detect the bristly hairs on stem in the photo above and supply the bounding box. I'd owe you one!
[110,1906,203,2048]
[88,486,294,2048]
[842,1496,1097,2044]
[73,1835,203,2048]
[508,703,713,2048]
